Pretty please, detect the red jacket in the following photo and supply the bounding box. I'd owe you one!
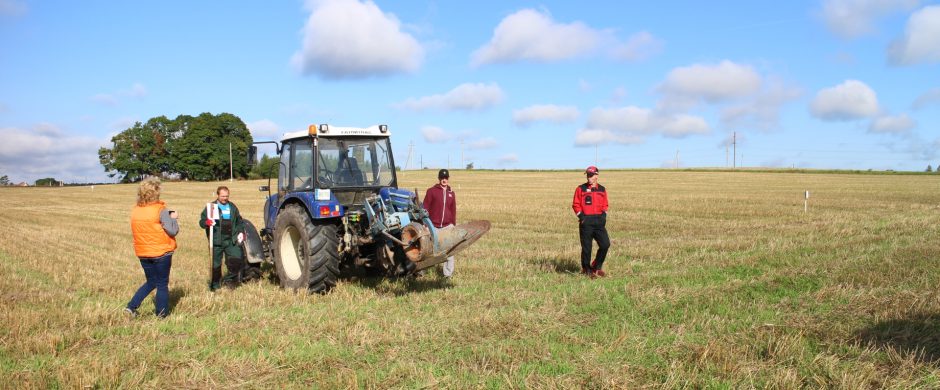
[572,183,608,216]
[423,183,456,228]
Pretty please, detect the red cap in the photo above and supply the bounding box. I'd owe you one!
[585,166,599,175]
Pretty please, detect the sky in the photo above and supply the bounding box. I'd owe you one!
[1,0,939,183]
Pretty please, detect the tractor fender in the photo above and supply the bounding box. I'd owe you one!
[241,219,265,264]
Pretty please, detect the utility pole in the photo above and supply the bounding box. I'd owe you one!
[229,142,233,182]
[404,141,414,170]
[732,132,737,169]
[675,149,679,169]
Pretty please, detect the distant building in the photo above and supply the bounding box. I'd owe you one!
[15,182,28,187]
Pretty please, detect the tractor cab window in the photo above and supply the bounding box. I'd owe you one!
[317,137,395,188]
[278,142,291,192]
[290,140,314,190]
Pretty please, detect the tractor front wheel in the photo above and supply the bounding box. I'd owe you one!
[272,204,340,293]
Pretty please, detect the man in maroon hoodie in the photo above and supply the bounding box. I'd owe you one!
[423,169,457,278]
[572,166,610,277]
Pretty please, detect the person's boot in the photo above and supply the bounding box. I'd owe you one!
[223,257,245,289]
[590,260,606,277]
[210,266,223,291]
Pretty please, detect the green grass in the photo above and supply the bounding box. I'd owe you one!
[1,170,940,388]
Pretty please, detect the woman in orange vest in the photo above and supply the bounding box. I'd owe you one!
[127,177,179,318]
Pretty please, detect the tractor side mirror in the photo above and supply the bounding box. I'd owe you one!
[247,146,258,167]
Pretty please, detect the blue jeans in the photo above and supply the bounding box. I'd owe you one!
[127,252,172,317]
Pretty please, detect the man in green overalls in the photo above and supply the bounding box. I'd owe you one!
[200,186,246,290]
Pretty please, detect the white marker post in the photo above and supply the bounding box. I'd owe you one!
[804,190,810,213]
[205,202,219,287]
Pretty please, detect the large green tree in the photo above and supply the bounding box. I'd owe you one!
[35,177,61,186]
[169,113,253,181]
[98,113,253,182]
[98,116,176,183]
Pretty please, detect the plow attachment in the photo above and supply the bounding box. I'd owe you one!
[400,220,491,271]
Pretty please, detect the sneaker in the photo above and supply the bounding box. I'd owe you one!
[582,267,595,278]
[592,268,607,278]
[124,307,138,318]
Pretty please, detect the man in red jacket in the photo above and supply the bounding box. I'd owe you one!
[572,166,610,277]
[423,169,457,278]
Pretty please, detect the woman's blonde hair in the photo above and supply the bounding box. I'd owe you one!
[137,177,162,206]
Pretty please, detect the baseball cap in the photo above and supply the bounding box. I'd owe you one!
[438,169,450,179]
[585,166,599,176]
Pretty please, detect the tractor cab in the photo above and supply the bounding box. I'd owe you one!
[250,124,399,229]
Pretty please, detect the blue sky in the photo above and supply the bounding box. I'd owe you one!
[1,0,939,183]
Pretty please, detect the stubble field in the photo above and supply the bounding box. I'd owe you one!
[1,170,939,388]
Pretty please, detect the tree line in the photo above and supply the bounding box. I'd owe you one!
[98,113,254,183]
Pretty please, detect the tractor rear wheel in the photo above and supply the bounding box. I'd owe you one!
[272,204,340,293]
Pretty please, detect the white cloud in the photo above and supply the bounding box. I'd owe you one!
[497,154,519,165]
[109,117,139,131]
[574,129,644,146]
[0,0,27,16]
[578,79,592,92]
[471,9,601,66]
[0,124,107,183]
[809,80,880,121]
[609,87,628,104]
[394,83,505,112]
[609,31,664,62]
[90,83,148,106]
[467,137,498,150]
[659,61,762,107]
[660,114,710,138]
[421,126,452,143]
[888,5,940,65]
[585,106,653,134]
[247,119,281,140]
[90,94,118,106]
[821,0,920,38]
[512,104,580,127]
[127,83,148,98]
[869,113,916,134]
[717,132,746,148]
[291,0,424,79]
[913,87,940,109]
[721,79,802,130]
[578,106,710,145]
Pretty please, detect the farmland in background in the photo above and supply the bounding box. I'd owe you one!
[2,170,939,388]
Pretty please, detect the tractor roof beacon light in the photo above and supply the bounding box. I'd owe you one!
[308,124,318,136]
[319,124,329,134]
[379,124,388,133]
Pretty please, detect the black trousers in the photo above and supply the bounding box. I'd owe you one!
[579,214,610,270]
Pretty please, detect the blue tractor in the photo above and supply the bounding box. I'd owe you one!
[244,124,490,293]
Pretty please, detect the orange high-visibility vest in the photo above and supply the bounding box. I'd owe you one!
[130,201,177,258]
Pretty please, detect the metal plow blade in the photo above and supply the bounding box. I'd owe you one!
[411,220,491,271]
[241,219,266,264]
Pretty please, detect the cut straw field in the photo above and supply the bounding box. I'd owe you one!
[2,170,939,388]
